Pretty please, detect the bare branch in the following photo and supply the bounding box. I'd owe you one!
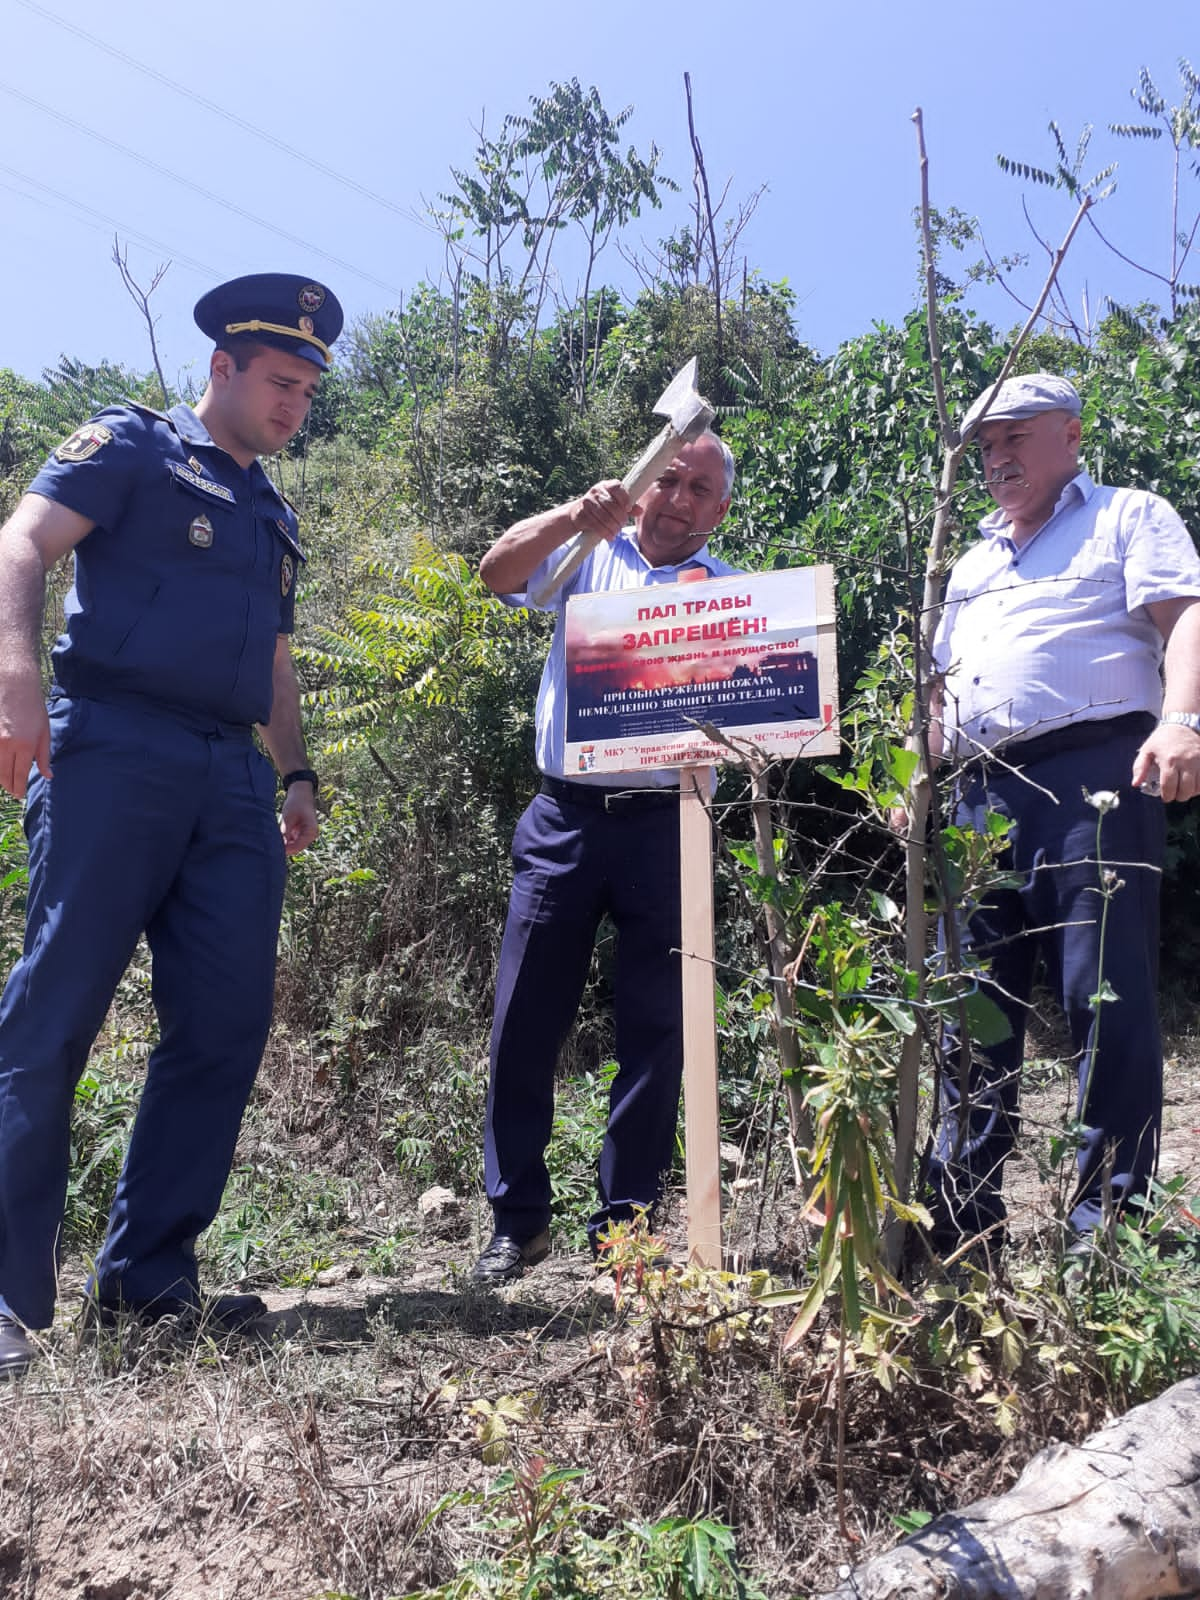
[1085,208,1176,288]
[685,72,723,369]
[912,110,952,442]
[889,121,1092,1265]
[111,236,170,408]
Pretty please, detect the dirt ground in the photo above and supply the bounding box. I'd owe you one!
[1004,1010,1200,1240]
[0,1034,1197,1600]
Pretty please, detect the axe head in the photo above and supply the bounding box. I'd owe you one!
[651,357,712,437]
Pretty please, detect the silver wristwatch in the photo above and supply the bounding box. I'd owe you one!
[1160,711,1200,734]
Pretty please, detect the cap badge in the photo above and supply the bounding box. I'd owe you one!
[299,315,314,335]
[188,513,214,548]
[297,284,325,313]
[281,553,295,596]
[55,423,114,463]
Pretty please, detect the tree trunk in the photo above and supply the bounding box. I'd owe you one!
[816,1375,1200,1599]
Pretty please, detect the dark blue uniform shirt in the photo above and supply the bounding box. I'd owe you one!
[29,403,303,727]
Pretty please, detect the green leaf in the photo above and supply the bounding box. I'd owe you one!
[870,999,918,1037]
[892,1508,934,1535]
[884,746,920,788]
[961,988,1013,1046]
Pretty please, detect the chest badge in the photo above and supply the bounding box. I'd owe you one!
[188,513,215,548]
[55,423,114,463]
[280,553,295,596]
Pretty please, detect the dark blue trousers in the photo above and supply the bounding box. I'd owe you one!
[0,695,285,1328]
[485,782,683,1245]
[930,723,1164,1240]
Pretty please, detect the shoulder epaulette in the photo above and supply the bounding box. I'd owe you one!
[125,401,176,431]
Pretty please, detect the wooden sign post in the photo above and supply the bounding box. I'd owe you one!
[561,566,840,1274]
[679,764,722,1268]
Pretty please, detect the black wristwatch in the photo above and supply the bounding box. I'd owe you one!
[281,767,320,795]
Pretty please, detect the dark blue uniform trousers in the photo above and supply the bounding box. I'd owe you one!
[929,722,1164,1241]
[485,782,684,1246]
[0,695,286,1329]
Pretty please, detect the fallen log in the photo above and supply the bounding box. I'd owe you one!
[817,1375,1200,1599]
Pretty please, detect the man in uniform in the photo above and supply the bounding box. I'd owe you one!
[0,273,342,1375]
[928,373,1200,1255]
[472,431,736,1282]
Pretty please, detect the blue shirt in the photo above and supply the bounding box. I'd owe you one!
[504,526,739,786]
[29,403,303,727]
[933,471,1200,754]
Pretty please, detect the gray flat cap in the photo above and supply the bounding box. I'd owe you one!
[962,373,1082,435]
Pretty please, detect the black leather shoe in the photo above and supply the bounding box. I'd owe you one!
[0,1315,32,1378]
[88,1292,267,1332]
[470,1229,551,1285]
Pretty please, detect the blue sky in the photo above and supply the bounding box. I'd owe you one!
[3,0,1196,386]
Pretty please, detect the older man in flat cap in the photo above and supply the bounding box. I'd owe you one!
[925,372,1200,1260]
[0,273,343,1374]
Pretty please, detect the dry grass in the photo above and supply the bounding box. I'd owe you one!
[0,1199,1126,1600]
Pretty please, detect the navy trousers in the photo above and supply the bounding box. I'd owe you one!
[929,722,1164,1240]
[485,781,684,1245]
[0,695,286,1328]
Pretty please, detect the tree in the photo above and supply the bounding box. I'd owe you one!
[996,59,1200,338]
[435,79,674,398]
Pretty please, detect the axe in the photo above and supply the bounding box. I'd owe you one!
[529,357,715,607]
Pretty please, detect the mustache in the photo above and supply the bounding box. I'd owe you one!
[988,469,1027,486]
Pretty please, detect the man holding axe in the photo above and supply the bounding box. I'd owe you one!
[473,361,736,1283]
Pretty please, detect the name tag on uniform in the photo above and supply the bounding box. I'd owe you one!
[170,462,236,504]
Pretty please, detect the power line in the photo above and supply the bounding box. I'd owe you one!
[14,0,435,238]
[0,162,220,277]
[1,82,405,297]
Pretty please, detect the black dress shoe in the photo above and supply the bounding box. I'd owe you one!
[89,1291,267,1332]
[0,1315,32,1378]
[469,1229,551,1285]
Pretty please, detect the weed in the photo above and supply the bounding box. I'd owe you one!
[411,1456,768,1599]
[0,792,27,971]
[388,1034,485,1191]
[548,1062,617,1250]
[201,1159,353,1286]
[1072,1176,1200,1402]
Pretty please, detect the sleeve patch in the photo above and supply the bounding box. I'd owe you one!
[55,423,115,463]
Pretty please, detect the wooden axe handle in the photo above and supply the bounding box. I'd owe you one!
[528,416,711,607]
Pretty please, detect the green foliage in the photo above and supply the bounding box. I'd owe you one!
[721,307,1001,693]
[388,1036,484,1190]
[413,1458,766,1599]
[0,794,27,972]
[202,1160,352,1288]
[753,902,927,1343]
[65,1058,143,1245]
[1072,1177,1200,1403]
[996,119,1116,202]
[302,538,538,753]
[436,78,673,309]
[548,1063,617,1248]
